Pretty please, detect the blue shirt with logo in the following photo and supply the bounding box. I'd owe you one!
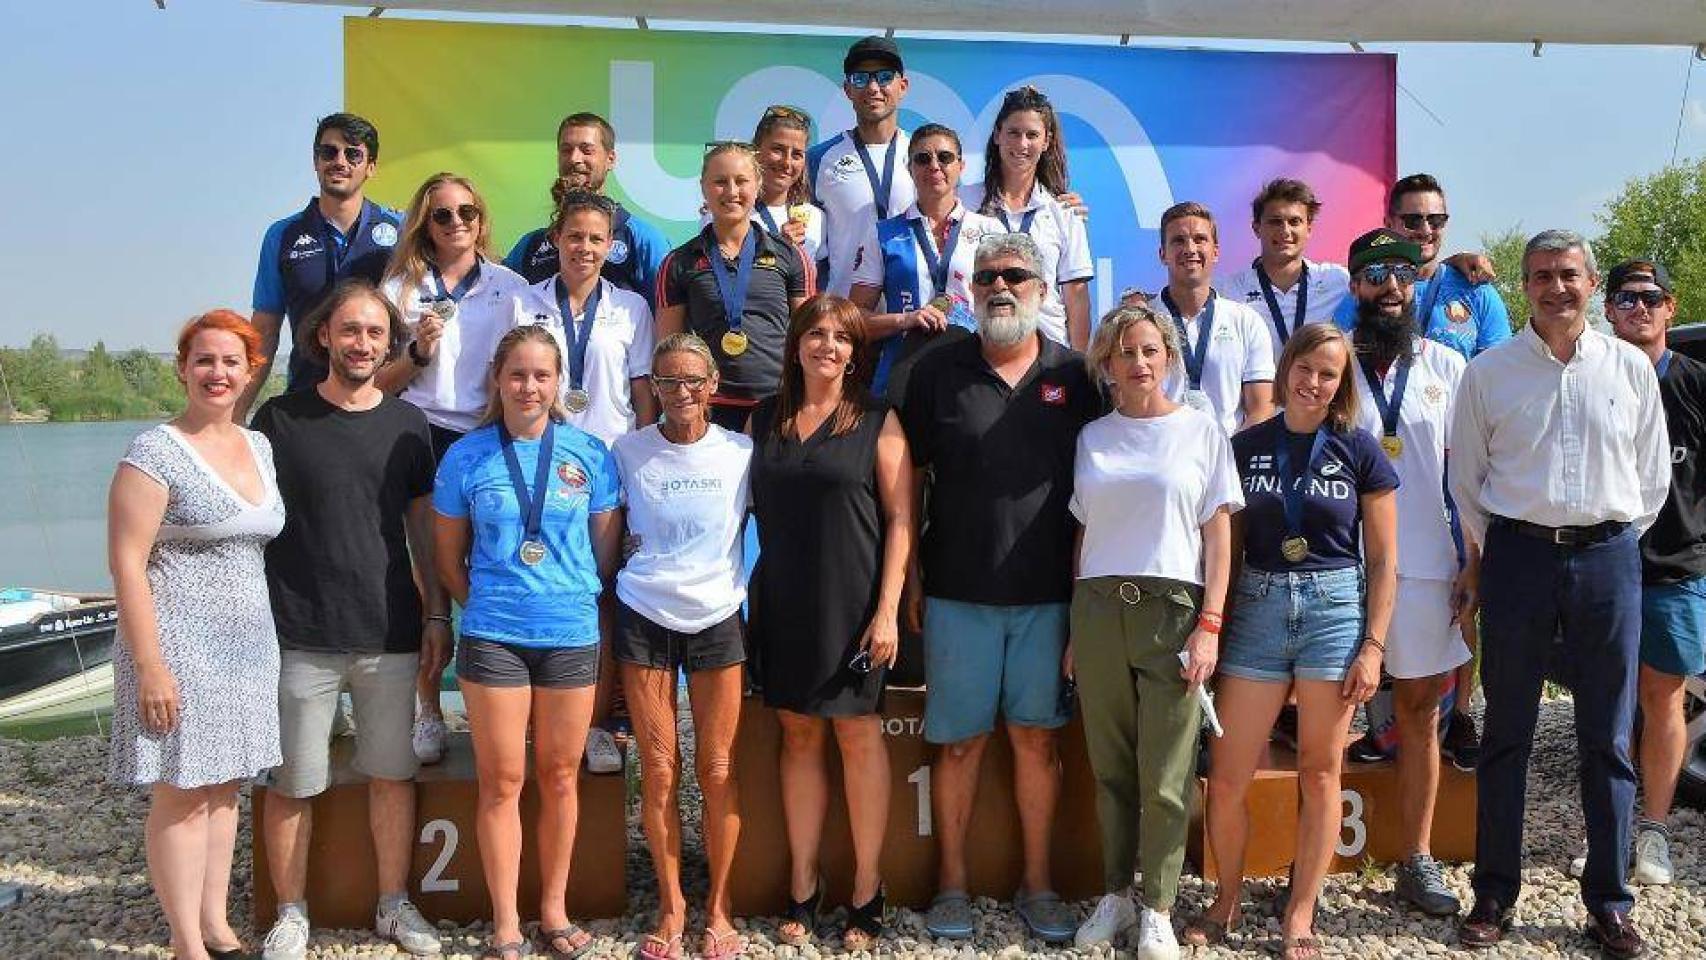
[432,422,620,648]
[503,203,669,309]
[1231,416,1399,573]
[1333,262,1511,360]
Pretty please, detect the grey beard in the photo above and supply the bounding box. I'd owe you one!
[980,303,1041,347]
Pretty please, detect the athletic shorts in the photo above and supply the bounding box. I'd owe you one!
[1641,576,1706,677]
[922,598,1070,744]
[270,650,420,799]
[1384,576,1472,680]
[612,600,745,673]
[457,637,598,689]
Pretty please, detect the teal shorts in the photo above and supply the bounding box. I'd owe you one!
[922,598,1070,744]
[1641,576,1706,677]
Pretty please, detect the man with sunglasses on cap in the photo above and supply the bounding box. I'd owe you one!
[808,36,916,299]
[505,112,670,308]
[1606,259,1704,889]
[243,113,403,416]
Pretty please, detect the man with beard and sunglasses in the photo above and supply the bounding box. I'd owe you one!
[505,112,670,308]
[250,280,446,960]
[1343,229,1471,921]
[899,233,1100,945]
[244,113,403,415]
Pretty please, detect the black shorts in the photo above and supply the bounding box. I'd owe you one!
[457,637,598,689]
[613,600,746,673]
[429,424,464,463]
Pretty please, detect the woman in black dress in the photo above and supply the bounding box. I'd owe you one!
[748,295,914,948]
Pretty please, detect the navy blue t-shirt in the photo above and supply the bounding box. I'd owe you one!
[1232,415,1398,572]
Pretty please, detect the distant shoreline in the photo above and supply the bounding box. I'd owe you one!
[3,413,170,425]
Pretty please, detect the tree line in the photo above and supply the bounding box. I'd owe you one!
[0,336,281,422]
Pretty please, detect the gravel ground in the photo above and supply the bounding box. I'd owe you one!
[1,699,1700,958]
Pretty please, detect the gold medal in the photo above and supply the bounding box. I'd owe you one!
[788,204,811,225]
[928,294,952,314]
[1281,536,1310,564]
[721,330,749,357]
[1381,435,1403,459]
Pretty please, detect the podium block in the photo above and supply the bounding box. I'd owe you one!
[1189,746,1477,881]
[728,690,1103,914]
[252,732,627,928]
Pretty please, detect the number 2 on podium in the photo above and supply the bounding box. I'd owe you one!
[420,819,461,892]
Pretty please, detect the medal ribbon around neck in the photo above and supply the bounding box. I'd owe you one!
[852,132,899,220]
[1358,353,1413,456]
[1275,426,1329,559]
[554,276,602,395]
[909,214,964,300]
[429,260,481,303]
[1161,288,1216,390]
[1255,259,1308,345]
[499,418,555,566]
[706,225,758,348]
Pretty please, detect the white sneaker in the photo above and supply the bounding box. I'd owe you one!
[1135,907,1180,960]
[412,714,447,765]
[376,898,443,956]
[1631,827,1674,886]
[584,726,623,774]
[1074,892,1136,947]
[261,910,310,960]
[1569,841,1587,879]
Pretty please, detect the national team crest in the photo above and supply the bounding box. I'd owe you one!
[1446,300,1471,324]
[557,462,588,490]
[608,238,630,264]
[371,222,398,247]
[1040,383,1066,405]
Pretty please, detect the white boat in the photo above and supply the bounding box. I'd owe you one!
[0,588,117,728]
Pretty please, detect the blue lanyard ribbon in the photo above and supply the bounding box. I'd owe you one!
[908,214,964,299]
[1417,271,1444,336]
[1161,288,1216,389]
[852,132,898,220]
[755,205,782,236]
[429,261,480,302]
[1255,260,1308,345]
[499,419,555,549]
[320,202,369,284]
[554,277,602,392]
[706,226,758,333]
[1358,354,1413,441]
[1657,349,1674,379]
[1275,426,1329,537]
[996,207,1037,235]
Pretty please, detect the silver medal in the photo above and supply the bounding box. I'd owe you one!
[1183,389,1213,412]
[564,389,591,414]
[519,540,547,566]
[426,297,457,322]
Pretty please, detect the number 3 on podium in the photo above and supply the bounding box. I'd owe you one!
[1336,789,1367,858]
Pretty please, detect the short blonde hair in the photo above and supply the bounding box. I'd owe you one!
[1084,303,1180,397]
[1274,323,1359,432]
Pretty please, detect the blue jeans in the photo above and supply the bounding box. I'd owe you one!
[1473,520,1640,914]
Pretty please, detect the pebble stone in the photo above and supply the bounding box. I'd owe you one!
[0,699,1699,958]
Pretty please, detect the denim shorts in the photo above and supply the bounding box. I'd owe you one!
[1220,566,1365,683]
[1641,576,1706,677]
[922,598,1070,744]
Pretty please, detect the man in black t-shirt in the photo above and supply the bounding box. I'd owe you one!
[251,279,447,959]
[1607,260,1705,889]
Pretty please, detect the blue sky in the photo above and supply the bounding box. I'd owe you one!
[2,0,1701,350]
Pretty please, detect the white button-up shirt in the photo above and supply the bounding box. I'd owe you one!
[1448,321,1671,547]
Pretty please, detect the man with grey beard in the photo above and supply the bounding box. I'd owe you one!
[899,233,1101,944]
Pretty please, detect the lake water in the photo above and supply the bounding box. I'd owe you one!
[0,419,142,592]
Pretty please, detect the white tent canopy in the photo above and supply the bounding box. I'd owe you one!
[271,0,1706,46]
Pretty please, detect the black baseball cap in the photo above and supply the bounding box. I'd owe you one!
[1606,259,1674,294]
[1347,228,1425,274]
[844,36,904,75]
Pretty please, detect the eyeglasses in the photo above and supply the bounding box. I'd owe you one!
[1356,263,1419,286]
[1610,289,1668,310]
[910,149,959,168]
[314,143,368,165]
[846,69,900,89]
[1396,212,1450,231]
[972,267,1041,286]
[653,375,711,393]
[429,204,480,227]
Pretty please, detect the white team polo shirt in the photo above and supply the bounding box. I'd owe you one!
[521,275,655,449]
[958,181,1093,347]
[1219,257,1351,364]
[385,259,532,434]
[1159,292,1276,436]
[698,203,826,266]
[1352,337,1466,581]
[808,129,915,298]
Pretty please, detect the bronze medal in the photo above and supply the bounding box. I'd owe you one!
[1281,536,1310,564]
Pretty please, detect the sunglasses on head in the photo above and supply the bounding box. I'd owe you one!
[762,104,810,122]
[846,68,900,89]
[429,204,480,227]
[704,139,758,153]
[1396,212,1450,231]
[314,143,368,165]
[910,149,959,168]
[972,267,1040,287]
[1610,289,1668,310]
[653,374,711,393]
[1357,263,1419,286]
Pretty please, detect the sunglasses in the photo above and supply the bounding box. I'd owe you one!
[910,149,959,168]
[762,104,811,122]
[430,204,481,227]
[972,267,1040,287]
[1396,212,1450,231]
[653,374,711,393]
[846,69,900,89]
[704,139,758,154]
[847,649,873,675]
[1610,289,1668,310]
[314,143,368,165]
[1356,263,1419,286]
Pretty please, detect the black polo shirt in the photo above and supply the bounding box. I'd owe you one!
[901,332,1101,605]
[659,226,810,397]
[1643,349,1706,584]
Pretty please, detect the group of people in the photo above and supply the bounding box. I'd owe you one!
[102,31,1698,960]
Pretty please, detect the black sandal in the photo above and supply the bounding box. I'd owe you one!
[844,888,886,947]
[778,879,823,946]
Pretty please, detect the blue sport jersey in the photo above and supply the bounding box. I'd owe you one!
[432,422,620,648]
[252,197,402,391]
[1334,262,1511,360]
[503,202,669,309]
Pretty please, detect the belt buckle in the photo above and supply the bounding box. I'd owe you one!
[1553,526,1575,546]
[1117,581,1142,605]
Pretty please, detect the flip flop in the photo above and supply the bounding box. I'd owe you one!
[480,940,528,960]
[639,933,685,960]
[538,924,593,960]
[700,927,745,960]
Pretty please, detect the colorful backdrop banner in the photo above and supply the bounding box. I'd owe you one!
[346,18,1395,315]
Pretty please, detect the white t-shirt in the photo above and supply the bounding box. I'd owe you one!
[1351,337,1466,581]
[1071,405,1245,584]
[699,203,826,266]
[1159,292,1276,436]
[612,424,753,632]
[959,181,1093,347]
[1218,257,1352,364]
[385,259,532,434]
[520,275,654,449]
[808,129,916,298]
